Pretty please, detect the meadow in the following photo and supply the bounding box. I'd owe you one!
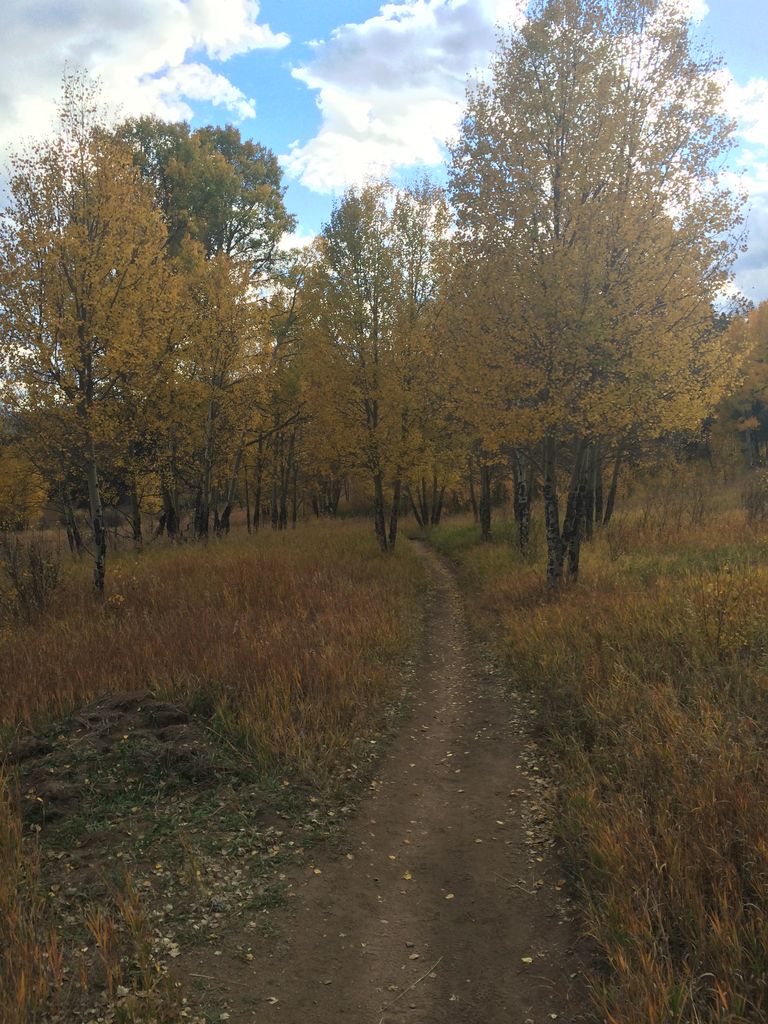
[0,521,426,1024]
[0,521,426,774]
[3,477,768,1024]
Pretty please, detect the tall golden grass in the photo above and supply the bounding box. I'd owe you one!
[0,768,57,1024]
[0,519,426,1024]
[1,520,426,776]
[432,505,768,1024]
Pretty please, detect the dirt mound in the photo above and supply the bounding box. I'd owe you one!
[7,691,224,826]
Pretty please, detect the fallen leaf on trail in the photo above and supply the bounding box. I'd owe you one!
[313,868,322,875]
[403,870,413,880]
[521,957,534,964]
[445,893,455,900]
[388,854,397,860]
[266,996,279,1004]
[409,953,420,960]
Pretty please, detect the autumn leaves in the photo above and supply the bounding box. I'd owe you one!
[0,0,748,587]
[445,0,745,582]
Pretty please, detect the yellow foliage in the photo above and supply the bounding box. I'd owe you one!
[0,446,47,530]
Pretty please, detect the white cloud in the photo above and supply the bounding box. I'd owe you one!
[282,0,525,193]
[278,229,316,252]
[126,63,257,122]
[723,75,768,150]
[717,72,768,301]
[281,0,710,195]
[661,0,709,22]
[0,0,288,156]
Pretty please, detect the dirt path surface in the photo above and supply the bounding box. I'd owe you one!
[192,542,594,1023]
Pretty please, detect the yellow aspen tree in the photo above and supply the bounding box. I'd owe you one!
[182,252,269,538]
[305,181,450,553]
[449,0,746,584]
[0,75,179,591]
[719,302,768,467]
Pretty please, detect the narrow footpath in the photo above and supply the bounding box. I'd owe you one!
[198,541,594,1023]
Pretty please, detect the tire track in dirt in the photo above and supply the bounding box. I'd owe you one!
[199,541,594,1023]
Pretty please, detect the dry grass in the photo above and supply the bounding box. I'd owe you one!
[1,520,426,778]
[432,502,768,1024]
[0,768,56,1024]
[0,519,426,1024]
[0,765,182,1024]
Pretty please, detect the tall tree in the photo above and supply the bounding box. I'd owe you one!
[449,0,746,583]
[0,75,179,590]
[306,181,450,553]
[119,118,295,271]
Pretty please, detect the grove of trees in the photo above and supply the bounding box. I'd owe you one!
[0,0,753,588]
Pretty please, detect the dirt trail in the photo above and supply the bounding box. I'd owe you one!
[194,541,593,1023]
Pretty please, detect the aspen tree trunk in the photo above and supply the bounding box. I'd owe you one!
[512,450,530,553]
[388,479,402,552]
[584,445,595,542]
[86,456,107,594]
[419,477,428,525]
[603,449,623,526]
[129,477,143,551]
[468,458,479,523]
[160,485,179,541]
[244,466,251,534]
[291,461,299,528]
[220,437,245,534]
[479,464,492,542]
[253,435,264,532]
[277,431,295,531]
[270,432,280,530]
[329,478,342,516]
[543,437,563,587]
[195,398,217,539]
[564,445,590,582]
[373,471,388,554]
[561,441,588,582]
[432,481,446,526]
[594,442,604,528]
[407,485,425,528]
[60,486,83,557]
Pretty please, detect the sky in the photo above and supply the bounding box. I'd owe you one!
[1,0,767,300]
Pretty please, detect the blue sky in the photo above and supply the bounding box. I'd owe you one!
[1,0,766,298]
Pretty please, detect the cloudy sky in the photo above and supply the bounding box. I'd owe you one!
[1,0,766,299]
